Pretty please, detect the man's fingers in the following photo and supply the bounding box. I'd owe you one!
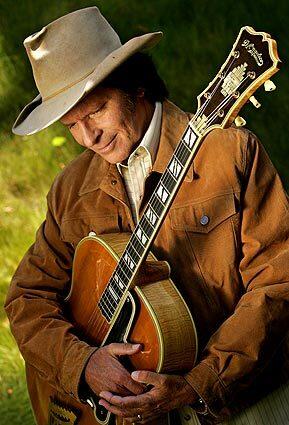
[108,342,142,357]
[100,391,153,409]
[99,399,124,417]
[131,370,165,386]
[121,371,146,395]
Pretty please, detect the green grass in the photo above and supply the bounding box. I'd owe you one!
[0,126,82,423]
[1,0,289,423]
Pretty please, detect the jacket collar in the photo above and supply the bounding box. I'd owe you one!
[152,99,194,180]
[78,99,194,196]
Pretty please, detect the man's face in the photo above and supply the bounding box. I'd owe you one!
[60,86,153,164]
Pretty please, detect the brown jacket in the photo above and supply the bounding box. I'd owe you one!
[5,100,289,424]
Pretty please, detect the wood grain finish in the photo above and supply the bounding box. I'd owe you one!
[29,232,197,424]
[68,233,197,372]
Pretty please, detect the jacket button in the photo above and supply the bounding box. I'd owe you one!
[200,215,210,225]
[111,179,117,185]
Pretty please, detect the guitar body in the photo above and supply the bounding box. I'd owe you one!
[27,233,197,425]
[66,232,198,424]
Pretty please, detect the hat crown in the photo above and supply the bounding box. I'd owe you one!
[24,7,122,99]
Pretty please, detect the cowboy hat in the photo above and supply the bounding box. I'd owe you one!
[12,6,162,136]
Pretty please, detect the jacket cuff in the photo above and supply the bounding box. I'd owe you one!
[61,343,98,403]
[184,362,229,418]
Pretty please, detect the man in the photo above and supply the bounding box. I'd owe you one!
[5,6,289,425]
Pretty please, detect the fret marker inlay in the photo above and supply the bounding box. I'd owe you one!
[136,228,147,245]
[169,158,182,179]
[157,184,169,203]
[114,273,124,289]
[183,128,197,148]
[145,207,157,225]
[124,252,135,270]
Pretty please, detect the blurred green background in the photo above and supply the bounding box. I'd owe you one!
[0,0,288,423]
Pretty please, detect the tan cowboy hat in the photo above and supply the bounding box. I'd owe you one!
[12,6,162,136]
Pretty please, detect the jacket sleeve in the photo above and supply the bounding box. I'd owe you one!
[184,131,289,418]
[4,187,97,402]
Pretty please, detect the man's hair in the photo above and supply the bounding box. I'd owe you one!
[100,52,169,103]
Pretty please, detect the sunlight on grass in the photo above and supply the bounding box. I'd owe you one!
[0,320,34,423]
[0,124,82,423]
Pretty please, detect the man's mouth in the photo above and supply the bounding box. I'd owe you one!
[97,134,117,153]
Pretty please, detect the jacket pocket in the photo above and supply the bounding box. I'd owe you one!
[169,192,242,314]
[60,215,119,247]
[170,191,237,233]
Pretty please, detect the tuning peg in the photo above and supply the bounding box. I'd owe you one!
[235,116,246,127]
[264,79,276,91]
[249,96,261,108]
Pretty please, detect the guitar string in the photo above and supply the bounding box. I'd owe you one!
[99,67,252,317]
[99,88,245,319]
[193,55,237,121]
[199,75,250,129]
[98,54,246,314]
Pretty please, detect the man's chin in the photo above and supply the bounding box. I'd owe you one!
[95,149,129,165]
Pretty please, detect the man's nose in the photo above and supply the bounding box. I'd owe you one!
[79,120,102,148]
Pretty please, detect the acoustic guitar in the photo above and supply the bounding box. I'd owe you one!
[35,26,282,425]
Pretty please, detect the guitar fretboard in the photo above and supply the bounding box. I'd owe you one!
[96,25,281,323]
[98,123,200,322]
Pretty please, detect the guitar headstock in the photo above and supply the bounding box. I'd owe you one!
[193,26,281,135]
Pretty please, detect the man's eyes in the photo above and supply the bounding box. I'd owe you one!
[67,102,106,129]
[89,103,106,119]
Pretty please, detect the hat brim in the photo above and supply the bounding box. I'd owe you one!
[13,31,163,136]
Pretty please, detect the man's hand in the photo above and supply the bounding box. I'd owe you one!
[98,370,199,424]
[85,343,145,397]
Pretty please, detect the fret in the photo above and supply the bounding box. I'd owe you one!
[123,250,136,270]
[98,297,115,321]
[102,288,118,306]
[113,272,125,290]
[156,183,169,205]
[145,206,158,226]
[167,166,177,182]
[99,297,115,315]
[180,138,192,154]
[150,193,165,216]
[109,286,119,302]
[118,258,133,280]
[172,151,186,168]
[109,278,124,297]
[126,241,141,262]
[160,172,176,194]
[176,140,192,164]
[135,226,148,247]
[168,155,183,179]
[130,232,145,257]
[101,308,111,322]
[140,214,155,237]
[183,126,197,149]
[113,264,130,286]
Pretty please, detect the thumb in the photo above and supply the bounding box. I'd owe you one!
[108,342,142,356]
[131,370,162,386]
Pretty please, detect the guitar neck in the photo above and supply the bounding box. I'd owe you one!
[98,25,281,323]
[99,121,202,322]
